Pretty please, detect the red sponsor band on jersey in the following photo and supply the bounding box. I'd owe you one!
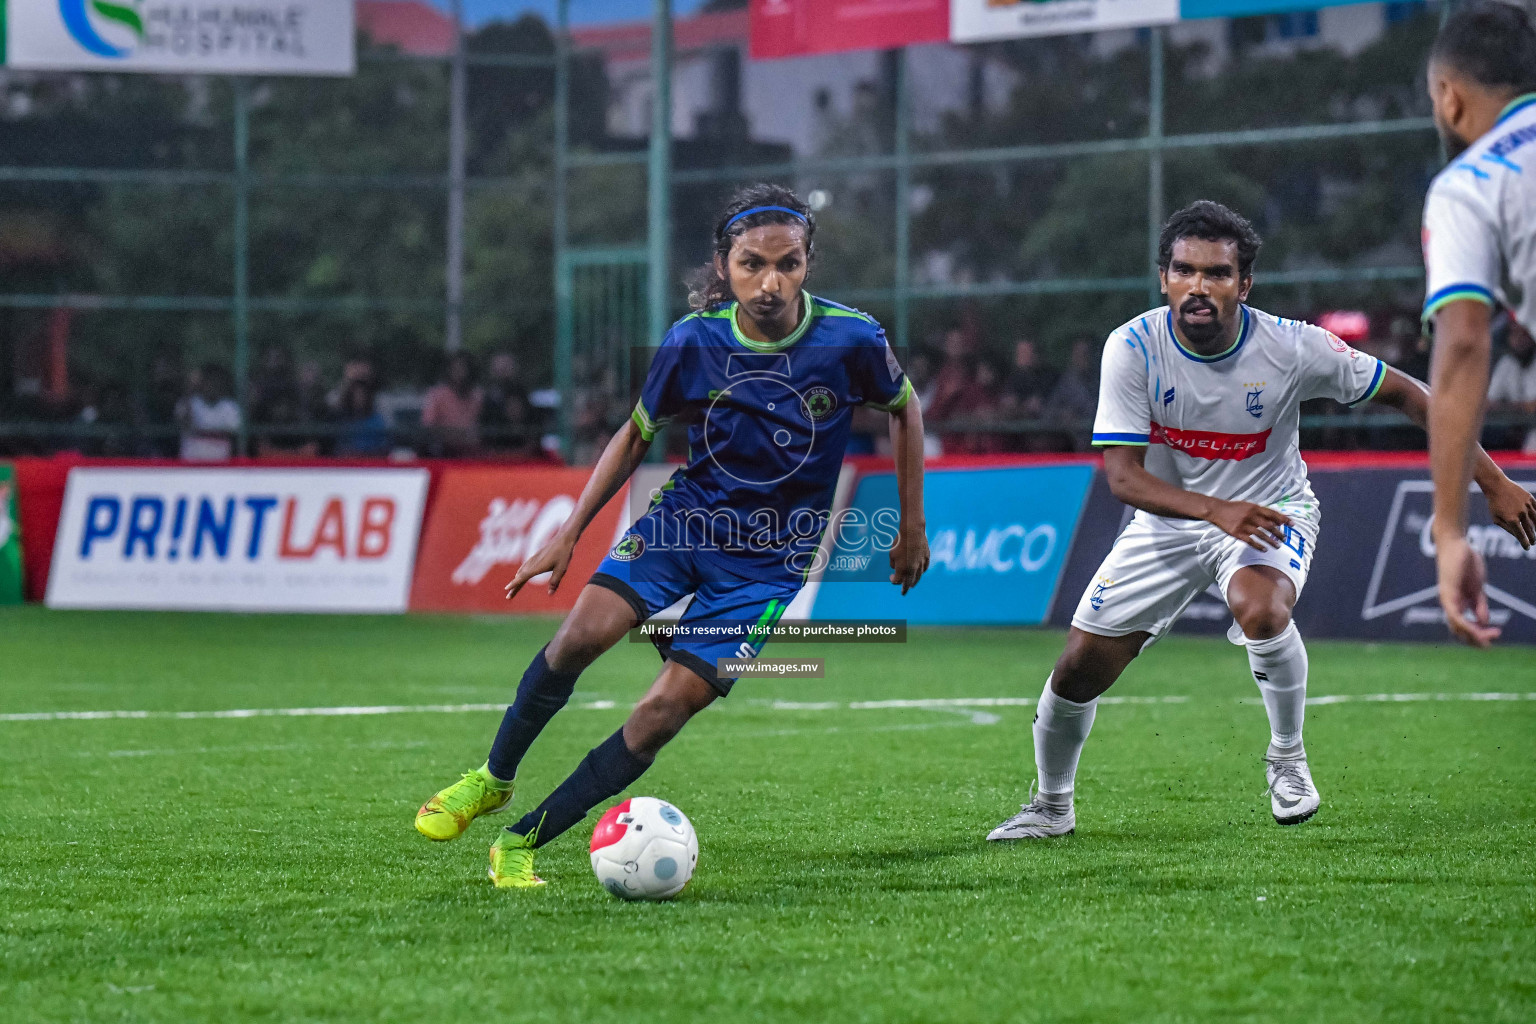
[1150,422,1272,461]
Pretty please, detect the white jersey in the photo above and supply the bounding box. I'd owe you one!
[1422,94,1536,331]
[1091,305,1385,527]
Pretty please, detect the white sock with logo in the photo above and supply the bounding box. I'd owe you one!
[1034,677,1097,811]
[1246,622,1308,760]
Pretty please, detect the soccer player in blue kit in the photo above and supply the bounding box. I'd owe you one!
[414,185,930,888]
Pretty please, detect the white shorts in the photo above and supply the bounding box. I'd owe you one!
[1071,504,1319,643]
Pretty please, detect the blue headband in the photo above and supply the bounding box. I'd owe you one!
[724,205,808,231]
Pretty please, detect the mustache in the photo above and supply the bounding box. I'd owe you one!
[1180,298,1216,314]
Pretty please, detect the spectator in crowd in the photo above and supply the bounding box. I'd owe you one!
[1047,338,1099,451]
[251,345,322,457]
[926,327,978,424]
[964,358,1008,453]
[1488,315,1536,452]
[480,350,537,456]
[327,354,378,416]
[421,350,483,456]
[333,379,391,458]
[143,349,184,456]
[176,363,241,462]
[1002,338,1056,421]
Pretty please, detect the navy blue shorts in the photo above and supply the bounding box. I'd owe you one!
[589,527,800,696]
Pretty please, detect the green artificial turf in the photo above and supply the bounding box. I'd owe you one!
[1,606,1533,1023]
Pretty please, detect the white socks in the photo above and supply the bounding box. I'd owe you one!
[1034,677,1097,810]
[1246,621,1308,760]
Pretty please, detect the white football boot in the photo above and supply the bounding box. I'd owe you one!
[986,784,1075,840]
[1265,756,1321,825]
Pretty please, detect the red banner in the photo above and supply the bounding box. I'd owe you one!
[750,0,949,60]
[410,467,623,614]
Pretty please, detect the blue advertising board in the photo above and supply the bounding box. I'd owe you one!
[812,464,1095,625]
[1049,466,1536,644]
[1180,0,1363,18]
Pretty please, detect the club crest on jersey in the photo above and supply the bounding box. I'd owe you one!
[1243,382,1266,419]
[802,386,837,422]
[610,535,645,562]
[1090,576,1115,610]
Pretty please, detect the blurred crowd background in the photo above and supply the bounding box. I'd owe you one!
[2,0,1534,463]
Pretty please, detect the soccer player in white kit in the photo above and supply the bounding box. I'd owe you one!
[988,202,1536,840]
[1421,2,1536,646]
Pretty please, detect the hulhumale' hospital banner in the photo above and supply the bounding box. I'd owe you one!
[2,0,355,75]
[753,0,1371,57]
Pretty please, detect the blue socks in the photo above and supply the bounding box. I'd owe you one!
[506,728,651,848]
[486,646,581,783]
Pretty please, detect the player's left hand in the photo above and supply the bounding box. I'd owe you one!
[889,522,929,595]
[1483,477,1536,550]
[1436,534,1500,648]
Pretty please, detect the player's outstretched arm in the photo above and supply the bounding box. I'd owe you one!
[505,419,652,601]
[886,394,929,594]
[1366,359,1536,647]
[1100,445,1290,552]
[1367,364,1536,549]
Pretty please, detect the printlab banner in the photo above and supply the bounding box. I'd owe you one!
[410,467,628,615]
[3,0,355,75]
[0,463,21,605]
[1049,467,1536,644]
[812,463,1095,625]
[47,468,427,612]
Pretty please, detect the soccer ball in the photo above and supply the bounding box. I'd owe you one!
[589,797,698,901]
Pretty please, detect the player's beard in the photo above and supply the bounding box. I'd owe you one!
[1176,299,1226,346]
[1434,113,1470,161]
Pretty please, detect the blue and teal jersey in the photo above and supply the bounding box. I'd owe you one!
[629,292,912,582]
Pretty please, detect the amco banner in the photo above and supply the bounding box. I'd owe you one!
[46,467,427,613]
[3,0,355,76]
[0,463,22,605]
[812,463,1094,625]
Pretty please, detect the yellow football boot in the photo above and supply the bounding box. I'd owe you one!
[414,764,513,841]
[489,827,545,889]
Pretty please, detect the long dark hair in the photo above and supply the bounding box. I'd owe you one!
[687,184,816,311]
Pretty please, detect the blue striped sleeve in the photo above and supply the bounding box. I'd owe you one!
[1092,432,1150,446]
[1422,283,1496,321]
[1345,360,1386,408]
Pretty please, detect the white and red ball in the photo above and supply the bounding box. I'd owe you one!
[589,797,698,901]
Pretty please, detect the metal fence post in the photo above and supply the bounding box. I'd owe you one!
[445,0,467,353]
[554,0,573,460]
[1147,26,1165,311]
[233,77,251,457]
[894,47,912,356]
[648,0,673,353]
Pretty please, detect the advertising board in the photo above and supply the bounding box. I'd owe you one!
[4,0,355,76]
[1049,465,1536,644]
[46,467,427,612]
[0,463,21,605]
[812,463,1094,624]
[410,467,628,615]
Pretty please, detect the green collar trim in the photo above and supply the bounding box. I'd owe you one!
[1496,93,1536,127]
[731,293,814,352]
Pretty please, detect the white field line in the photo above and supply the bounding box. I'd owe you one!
[1,692,1532,724]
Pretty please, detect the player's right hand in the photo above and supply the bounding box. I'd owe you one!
[1206,500,1291,551]
[1436,533,1500,648]
[505,531,578,601]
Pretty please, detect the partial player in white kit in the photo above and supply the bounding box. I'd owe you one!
[988,201,1536,840]
[1420,2,1536,645]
